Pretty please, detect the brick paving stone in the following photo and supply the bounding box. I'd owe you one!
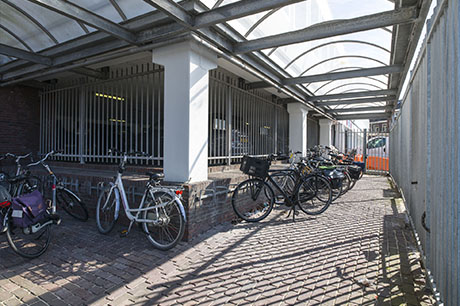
[0,176,436,306]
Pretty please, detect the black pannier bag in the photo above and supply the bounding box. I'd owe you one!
[348,165,362,180]
[323,169,345,189]
[240,155,270,179]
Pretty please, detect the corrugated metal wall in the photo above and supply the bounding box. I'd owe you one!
[390,1,459,304]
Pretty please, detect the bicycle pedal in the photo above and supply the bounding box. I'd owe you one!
[119,229,129,237]
[48,214,61,226]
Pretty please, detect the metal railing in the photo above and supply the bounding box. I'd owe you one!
[208,70,289,166]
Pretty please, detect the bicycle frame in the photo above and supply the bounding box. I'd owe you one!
[105,169,186,224]
[266,169,304,207]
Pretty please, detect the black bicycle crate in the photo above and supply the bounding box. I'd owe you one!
[240,155,270,178]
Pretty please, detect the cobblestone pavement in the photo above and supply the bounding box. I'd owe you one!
[0,175,435,305]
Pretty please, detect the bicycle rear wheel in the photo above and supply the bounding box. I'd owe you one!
[232,178,274,222]
[142,191,185,251]
[297,175,332,215]
[96,186,119,234]
[57,189,88,221]
[6,212,51,259]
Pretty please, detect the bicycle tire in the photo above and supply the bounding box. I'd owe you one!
[340,171,352,195]
[57,188,89,221]
[349,178,358,190]
[6,211,52,259]
[297,175,332,215]
[96,185,119,234]
[232,178,274,222]
[142,191,186,251]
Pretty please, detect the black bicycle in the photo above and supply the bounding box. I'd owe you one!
[0,153,42,197]
[232,155,332,222]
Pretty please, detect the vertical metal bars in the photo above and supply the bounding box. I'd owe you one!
[39,63,164,166]
[208,69,289,166]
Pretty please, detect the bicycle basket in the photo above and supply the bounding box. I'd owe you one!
[240,155,270,178]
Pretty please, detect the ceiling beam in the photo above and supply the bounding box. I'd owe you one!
[234,6,419,53]
[326,106,392,113]
[194,0,305,28]
[249,65,402,88]
[143,0,193,27]
[335,113,391,120]
[317,96,396,106]
[26,0,137,44]
[307,89,398,101]
[0,44,52,66]
[70,67,106,79]
[284,65,402,86]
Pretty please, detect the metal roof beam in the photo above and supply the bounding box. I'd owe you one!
[234,6,419,53]
[335,113,391,120]
[249,65,402,88]
[26,0,137,44]
[307,89,397,101]
[284,65,402,85]
[317,96,396,106]
[0,44,52,66]
[326,106,392,113]
[194,0,305,27]
[143,0,193,27]
[70,67,106,79]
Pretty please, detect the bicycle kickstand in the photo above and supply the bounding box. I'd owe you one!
[286,205,298,222]
[120,220,135,237]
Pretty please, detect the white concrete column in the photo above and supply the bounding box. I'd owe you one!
[153,41,217,182]
[319,119,333,146]
[287,103,309,155]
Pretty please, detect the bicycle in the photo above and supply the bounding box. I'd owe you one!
[0,153,41,197]
[232,154,332,223]
[30,151,88,221]
[96,149,186,250]
[1,152,62,258]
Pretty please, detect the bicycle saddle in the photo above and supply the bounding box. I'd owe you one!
[146,172,164,181]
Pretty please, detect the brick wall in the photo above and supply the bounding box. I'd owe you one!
[0,86,40,156]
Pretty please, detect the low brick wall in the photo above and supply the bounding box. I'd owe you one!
[19,164,249,241]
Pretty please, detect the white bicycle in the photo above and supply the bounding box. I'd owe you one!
[96,149,186,250]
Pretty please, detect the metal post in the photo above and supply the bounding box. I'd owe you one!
[79,85,86,164]
[363,128,367,172]
[226,85,232,166]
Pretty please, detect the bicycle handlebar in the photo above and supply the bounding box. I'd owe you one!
[0,152,32,162]
[26,151,59,167]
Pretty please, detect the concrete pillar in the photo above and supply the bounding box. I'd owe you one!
[319,119,333,146]
[287,103,309,155]
[153,41,217,182]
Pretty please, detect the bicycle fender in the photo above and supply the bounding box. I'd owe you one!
[175,198,187,222]
[58,187,82,202]
[106,182,121,220]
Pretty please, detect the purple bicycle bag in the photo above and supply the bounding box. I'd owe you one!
[11,190,47,228]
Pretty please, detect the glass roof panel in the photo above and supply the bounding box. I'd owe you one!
[115,0,156,20]
[70,0,123,24]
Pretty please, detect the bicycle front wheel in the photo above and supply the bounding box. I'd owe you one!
[297,175,332,215]
[6,213,51,259]
[232,178,274,222]
[142,191,185,251]
[96,186,119,234]
[57,189,88,221]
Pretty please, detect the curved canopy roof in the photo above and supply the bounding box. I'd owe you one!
[0,0,431,121]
